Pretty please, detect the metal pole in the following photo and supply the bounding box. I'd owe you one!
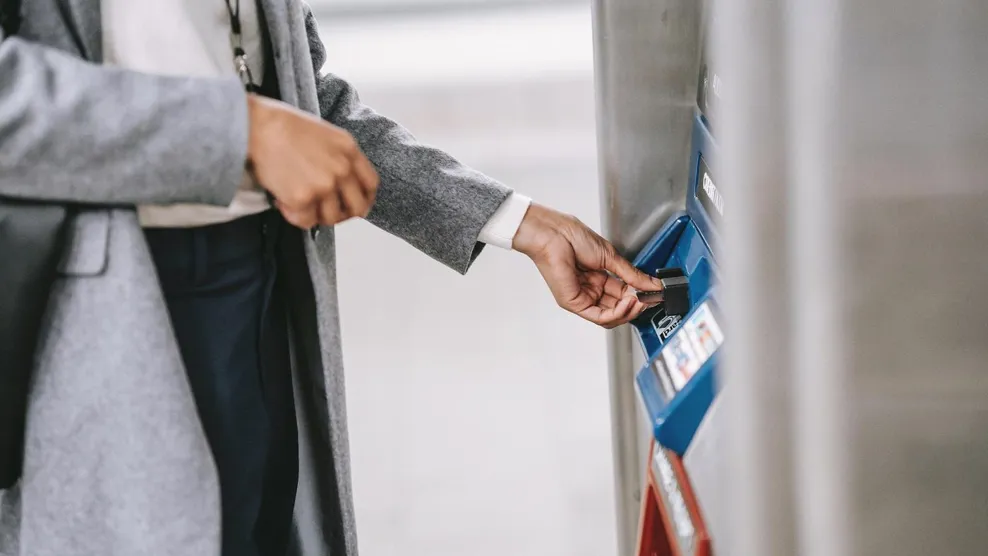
[720,1,988,554]
[784,0,851,554]
[590,0,701,553]
[715,0,799,553]
[602,328,643,556]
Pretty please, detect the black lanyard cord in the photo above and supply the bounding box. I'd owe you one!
[223,0,258,92]
[224,0,242,35]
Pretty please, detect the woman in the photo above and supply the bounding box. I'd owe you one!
[0,1,661,555]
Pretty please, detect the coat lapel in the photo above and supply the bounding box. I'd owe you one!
[60,0,101,61]
[258,0,300,107]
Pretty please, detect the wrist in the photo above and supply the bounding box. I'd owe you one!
[513,203,565,257]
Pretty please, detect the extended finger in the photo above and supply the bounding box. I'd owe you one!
[603,296,639,327]
[604,249,664,292]
[602,273,636,299]
[600,293,650,315]
[600,274,657,317]
[607,296,644,326]
[579,295,638,328]
[600,293,621,309]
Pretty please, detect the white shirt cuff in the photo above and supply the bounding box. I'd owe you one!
[478,193,532,250]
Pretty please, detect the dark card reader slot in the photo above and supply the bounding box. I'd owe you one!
[637,267,692,317]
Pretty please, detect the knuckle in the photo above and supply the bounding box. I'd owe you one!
[337,132,359,154]
[292,188,316,206]
[334,157,353,177]
[313,180,335,198]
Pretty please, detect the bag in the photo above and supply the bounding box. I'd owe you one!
[0,0,73,489]
[0,0,18,38]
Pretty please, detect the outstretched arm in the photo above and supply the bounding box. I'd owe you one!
[302,7,660,327]
[303,9,510,274]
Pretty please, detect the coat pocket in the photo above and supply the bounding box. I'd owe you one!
[57,210,110,277]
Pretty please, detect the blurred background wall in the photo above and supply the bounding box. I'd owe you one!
[309,2,618,555]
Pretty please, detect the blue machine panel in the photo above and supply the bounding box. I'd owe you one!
[631,221,718,359]
[686,112,722,254]
[636,296,723,455]
[631,109,725,455]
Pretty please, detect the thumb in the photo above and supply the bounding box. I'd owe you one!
[605,250,664,292]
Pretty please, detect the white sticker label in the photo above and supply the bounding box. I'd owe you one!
[653,447,696,543]
[701,172,724,217]
[662,333,701,391]
[683,302,725,361]
[659,301,724,392]
[654,312,683,341]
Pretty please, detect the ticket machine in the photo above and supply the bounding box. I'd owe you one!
[631,34,726,556]
[633,109,721,456]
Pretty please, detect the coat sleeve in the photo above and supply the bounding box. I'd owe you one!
[0,32,248,207]
[302,8,512,274]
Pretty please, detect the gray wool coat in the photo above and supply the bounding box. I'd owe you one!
[0,1,511,555]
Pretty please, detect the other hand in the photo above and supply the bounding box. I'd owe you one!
[513,204,665,329]
[246,95,380,229]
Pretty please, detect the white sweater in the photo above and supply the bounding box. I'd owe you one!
[101,0,529,247]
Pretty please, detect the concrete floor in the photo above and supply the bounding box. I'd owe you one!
[319,6,621,555]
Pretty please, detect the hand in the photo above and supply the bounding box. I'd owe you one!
[513,204,666,328]
[246,95,380,229]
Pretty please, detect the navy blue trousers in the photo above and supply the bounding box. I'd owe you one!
[145,211,299,556]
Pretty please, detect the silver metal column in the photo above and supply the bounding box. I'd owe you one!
[715,0,799,551]
[590,0,702,553]
[836,1,988,553]
[718,0,988,554]
[785,1,852,554]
